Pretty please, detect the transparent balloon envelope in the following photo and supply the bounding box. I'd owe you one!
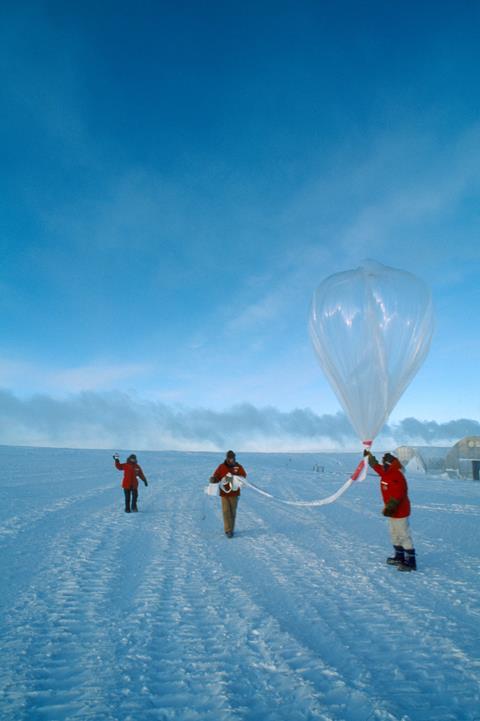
[309,260,434,443]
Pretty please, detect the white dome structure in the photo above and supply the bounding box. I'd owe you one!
[394,446,427,474]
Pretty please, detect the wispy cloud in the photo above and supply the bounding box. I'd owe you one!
[391,417,480,445]
[280,124,480,273]
[213,123,480,347]
[0,360,153,395]
[51,362,154,393]
[0,389,477,452]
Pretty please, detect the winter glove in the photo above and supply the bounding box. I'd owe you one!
[143,479,148,487]
[382,499,400,516]
[113,454,119,461]
[363,449,370,457]
[209,475,218,484]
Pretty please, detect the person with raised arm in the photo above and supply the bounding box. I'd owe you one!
[113,453,148,513]
[364,450,416,571]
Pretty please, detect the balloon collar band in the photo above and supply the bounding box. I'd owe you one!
[362,440,373,448]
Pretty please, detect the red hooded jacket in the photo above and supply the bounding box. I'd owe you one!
[115,459,147,490]
[372,458,411,518]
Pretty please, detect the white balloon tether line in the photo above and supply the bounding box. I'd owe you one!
[237,440,373,508]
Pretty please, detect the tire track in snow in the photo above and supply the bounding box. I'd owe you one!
[98,486,334,721]
[198,499,390,721]
[213,506,395,721]
[0,483,117,543]
[85,489,235,721]
[225,500,479,721]
[2,457,478,721]
[0,489,150,721]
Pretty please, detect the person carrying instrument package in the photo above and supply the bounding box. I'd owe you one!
[209,450,247,538]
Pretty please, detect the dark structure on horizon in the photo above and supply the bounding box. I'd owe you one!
[393,438,480,480]
[444,436,480,480]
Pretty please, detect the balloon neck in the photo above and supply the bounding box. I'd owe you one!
[350,440,373,482]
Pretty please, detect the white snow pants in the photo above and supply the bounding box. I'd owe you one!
[388,517,414,550]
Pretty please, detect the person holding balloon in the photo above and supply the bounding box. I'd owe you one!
[364,450,416,571]
[309,260,432,570]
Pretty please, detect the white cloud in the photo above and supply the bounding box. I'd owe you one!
[51,362,154,392]
[0,389,477,452]
[0,358,153,394]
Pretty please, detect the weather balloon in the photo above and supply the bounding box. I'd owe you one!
[309,260,434,444]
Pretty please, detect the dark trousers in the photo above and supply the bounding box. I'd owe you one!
[124,488,138,511]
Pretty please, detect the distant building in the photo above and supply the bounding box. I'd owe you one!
[395,446,427,474]
[444,437,480,480]
[376,442,480,478]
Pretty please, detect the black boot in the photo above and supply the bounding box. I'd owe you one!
[398,549,417,572]
[387,545,405,565]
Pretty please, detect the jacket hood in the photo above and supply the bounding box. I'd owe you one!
[388,458,402,471]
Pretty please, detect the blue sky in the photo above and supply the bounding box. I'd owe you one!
[1,0,480,450]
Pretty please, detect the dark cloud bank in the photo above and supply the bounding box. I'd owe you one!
[0,389,478,451]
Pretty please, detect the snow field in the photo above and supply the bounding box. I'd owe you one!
[0,447,479,721]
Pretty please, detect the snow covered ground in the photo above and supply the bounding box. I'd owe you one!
[1,445,479,721]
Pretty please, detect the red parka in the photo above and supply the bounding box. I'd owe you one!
[372,458,411,518]
[211,461,247,497]
[115,459,147,490]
